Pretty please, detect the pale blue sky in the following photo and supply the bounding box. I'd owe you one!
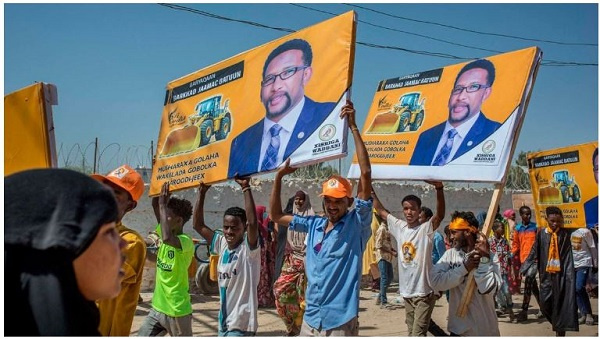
[4,3,598,174]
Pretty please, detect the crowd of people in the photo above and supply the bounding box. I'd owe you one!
[5,100,598,337]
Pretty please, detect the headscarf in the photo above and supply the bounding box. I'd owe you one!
[292,190,314,217]
[255,205,270,242]
[502,208,515,219]
[5,168,118,336]
[449,217,478,233]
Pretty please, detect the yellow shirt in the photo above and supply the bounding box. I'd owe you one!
[362,211,381,275]
[97,223,147,336]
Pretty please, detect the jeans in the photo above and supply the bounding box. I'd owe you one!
[575,267,592,315]
[378,260,394,304]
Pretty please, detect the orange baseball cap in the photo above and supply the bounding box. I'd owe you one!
[320,175,353,199]
[91,165,144,202]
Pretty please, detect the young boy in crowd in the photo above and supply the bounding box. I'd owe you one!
[138,182,194,336]
[372,181,445,336]
[194,177,259,336]
[489,219,515,321]
[512,205,541,322]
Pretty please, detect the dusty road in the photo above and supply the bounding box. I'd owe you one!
[130,284,598,336]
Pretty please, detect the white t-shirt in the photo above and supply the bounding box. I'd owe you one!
[571,227,597,269]
[211,234,261,333]
[387,215,434,297]
[430,248,501,336]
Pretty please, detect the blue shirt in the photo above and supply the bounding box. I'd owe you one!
[289,198,373,330]
[431,231,446,264]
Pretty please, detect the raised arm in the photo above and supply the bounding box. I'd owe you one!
[152,195,160,223]
[371,188,390,221]
[159,182,181,249]
[269,159,296,227]
[425,180,445,231]
[193,183,215,244]
[235,176,258,249]
[342,100,371,200]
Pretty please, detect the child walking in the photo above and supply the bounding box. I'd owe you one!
[488,219,515,321]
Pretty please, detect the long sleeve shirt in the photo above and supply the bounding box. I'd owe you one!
[430,248,501,336]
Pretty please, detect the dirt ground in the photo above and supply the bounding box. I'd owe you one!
[130,284,598,337]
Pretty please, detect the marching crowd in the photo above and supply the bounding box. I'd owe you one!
[5,101,598,337]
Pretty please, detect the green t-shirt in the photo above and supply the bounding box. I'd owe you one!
[152,224,194,317]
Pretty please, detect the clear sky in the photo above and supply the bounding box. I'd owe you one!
[4,3,598,174]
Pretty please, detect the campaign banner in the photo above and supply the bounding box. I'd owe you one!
[150,11,356,195]
[527,141,598,229]
[5,82,58,176]
[348,47,542,182]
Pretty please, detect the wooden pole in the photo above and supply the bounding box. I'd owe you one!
[456,183,504,317]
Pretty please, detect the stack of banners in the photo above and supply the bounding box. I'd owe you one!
[150,11,356,195]
[527,141,598,229]
[348,47,542,182]
[5,82,58,176]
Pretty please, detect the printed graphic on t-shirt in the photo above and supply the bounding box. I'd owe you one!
[401,241,417,265]
[571,235,583,251]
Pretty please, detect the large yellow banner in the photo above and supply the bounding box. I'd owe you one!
[151,11,356,195]
[5,83,58,176]
[528,141,598,229]
[348,47,542,182]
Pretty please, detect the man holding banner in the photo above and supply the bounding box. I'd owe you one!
[269,101,372,336]
[228,39,335,178]
[410,59,501,166]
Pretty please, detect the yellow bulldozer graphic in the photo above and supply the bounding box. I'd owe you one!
[538,170,581,204]
[160,95,232,157]
[366,92,426,134]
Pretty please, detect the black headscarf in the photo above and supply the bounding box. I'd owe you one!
[5,168,118,336]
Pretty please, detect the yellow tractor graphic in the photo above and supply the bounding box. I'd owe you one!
[366,92,425,134]
[538,170,581,204]
[160,95,232,156]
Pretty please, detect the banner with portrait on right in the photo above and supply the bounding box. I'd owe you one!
[348,47,542,183]
[527,141,598,229]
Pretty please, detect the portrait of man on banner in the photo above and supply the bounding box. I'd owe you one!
[410,59,501,166]
[227,39,336,178]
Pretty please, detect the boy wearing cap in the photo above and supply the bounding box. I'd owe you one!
[270,100,373,336]
[430,211,501,336]
[94,165,147,336]
[139,182,194,336]
[372,181,445,336]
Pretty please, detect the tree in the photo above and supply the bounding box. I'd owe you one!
[506,151,531,190]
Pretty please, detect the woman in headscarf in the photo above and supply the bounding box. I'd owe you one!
[5,168,125,336]
[256,205,276,307]
[273,190,314,336]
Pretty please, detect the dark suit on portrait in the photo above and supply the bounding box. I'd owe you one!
[409,112,501,166]
[584,196,598,228]
[228,96,335,178]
